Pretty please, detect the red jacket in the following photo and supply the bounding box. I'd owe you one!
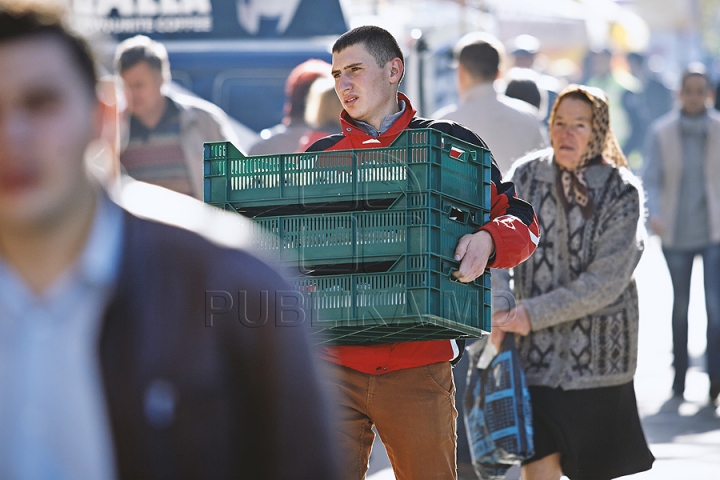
[306,94,540,374]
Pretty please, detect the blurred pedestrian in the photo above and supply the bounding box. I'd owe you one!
[115,35,239,200]
[642,63,720,403]
[298,76,344,152]
[434,32,546,174]
[627,52,674,126]
[0,2,338,478]
[249,58,331,155]
[505,77,543,111]
[507,34,562,124]
[622,52,675,167]
[582,47,642,167]
[308,25,540,480]
[492,84,654,479]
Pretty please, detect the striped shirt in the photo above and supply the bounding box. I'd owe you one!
[120,99,194,197]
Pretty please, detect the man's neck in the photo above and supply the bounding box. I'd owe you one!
[460,74,494,93]
[0,189,98,294]
[136,96,168,130]
[353,98,406,138]
[365,100,401,132]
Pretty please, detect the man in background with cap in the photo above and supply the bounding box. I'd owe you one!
[435,32,546,175]
[506,34,562,124]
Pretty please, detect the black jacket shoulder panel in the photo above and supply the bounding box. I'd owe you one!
[305,134,345,152]
[408,117,490,150]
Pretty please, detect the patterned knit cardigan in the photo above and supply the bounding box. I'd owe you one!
[494,149,646,389]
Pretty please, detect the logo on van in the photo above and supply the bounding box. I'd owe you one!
[236,0,303,36]
[70,0,346,38]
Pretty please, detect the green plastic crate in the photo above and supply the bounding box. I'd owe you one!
[204,128,492,213]
[247,192,487,267]
[293,254,491,345]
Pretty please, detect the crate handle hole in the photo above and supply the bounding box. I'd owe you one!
[448,207,469,224]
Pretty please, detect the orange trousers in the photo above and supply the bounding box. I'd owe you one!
[321,361,458,480]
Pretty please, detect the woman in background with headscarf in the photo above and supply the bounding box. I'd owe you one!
[491,85,655,479]
[297,76,344,152]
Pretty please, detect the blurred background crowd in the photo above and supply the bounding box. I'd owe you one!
[68,0,720,176]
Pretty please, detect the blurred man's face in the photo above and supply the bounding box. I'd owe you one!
[120,60,165,121]
[591,52,612,77]
[679,74,711,116]
[513,52,535,69]
[0,35,100,231]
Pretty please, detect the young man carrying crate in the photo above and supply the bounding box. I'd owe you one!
[306,25,540,480]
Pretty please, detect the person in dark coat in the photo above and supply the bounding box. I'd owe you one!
[0,2,338,478]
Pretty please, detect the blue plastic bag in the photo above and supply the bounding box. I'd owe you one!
[463,334,534,479]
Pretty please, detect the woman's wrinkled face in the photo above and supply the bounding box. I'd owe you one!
[550,97,593,170]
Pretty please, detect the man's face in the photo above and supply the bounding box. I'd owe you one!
[679,74,711,116]
[331,43,400,129]
[591,52,612,77]
[120,60,165,120]
[513,52,535,69]
[0,35,100,231]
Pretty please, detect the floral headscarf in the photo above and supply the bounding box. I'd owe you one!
[548,84,628,218]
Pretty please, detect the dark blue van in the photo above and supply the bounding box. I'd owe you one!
[71,0,347,136]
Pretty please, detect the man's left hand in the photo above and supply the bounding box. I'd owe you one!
[452,230,495,282]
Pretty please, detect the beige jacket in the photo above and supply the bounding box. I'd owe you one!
[643,109,720,246]
[434,83,546,174]
[174,92,240,200]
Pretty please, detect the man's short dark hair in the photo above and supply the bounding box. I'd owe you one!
[506,79,542,110]
[681,62,713,91]
[454,32,504,81]
[114,35,171,82]
[0,0,98,94]
[333,25,404,72]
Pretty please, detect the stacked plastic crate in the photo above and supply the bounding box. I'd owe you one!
[204,129,493,345]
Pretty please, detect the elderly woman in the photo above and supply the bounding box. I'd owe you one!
[492,85,655,479]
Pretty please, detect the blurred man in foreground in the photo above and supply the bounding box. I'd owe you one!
[0,2,337,478]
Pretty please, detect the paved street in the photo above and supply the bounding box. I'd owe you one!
[368,235,720,479]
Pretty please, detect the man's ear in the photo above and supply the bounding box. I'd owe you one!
[92,99,106,141]
[389,58,404,84]
[456,63,470,93]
